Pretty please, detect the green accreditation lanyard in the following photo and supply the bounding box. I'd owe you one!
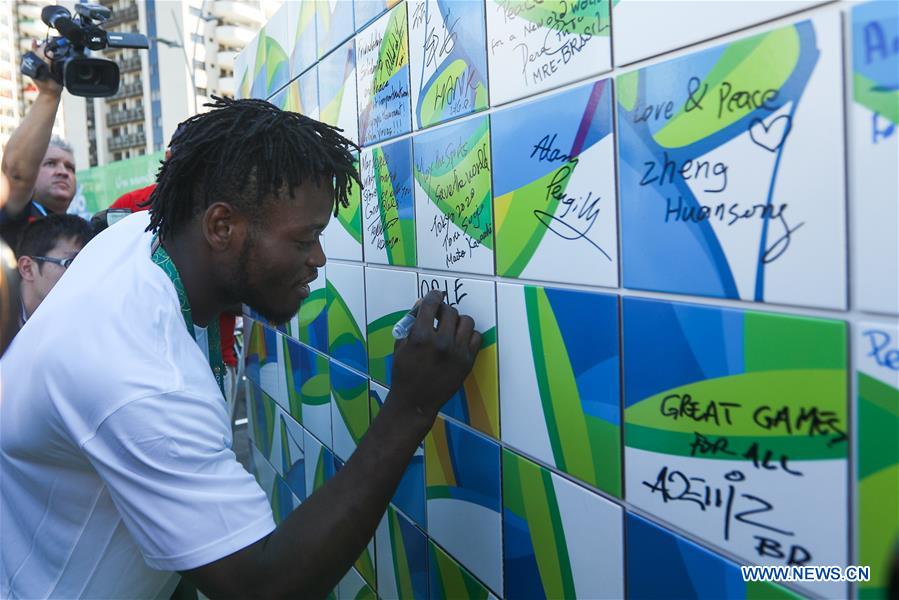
[151,236,226,398]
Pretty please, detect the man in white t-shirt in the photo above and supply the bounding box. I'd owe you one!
[0,97,482,598]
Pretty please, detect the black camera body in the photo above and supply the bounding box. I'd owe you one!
[20,4,149,98]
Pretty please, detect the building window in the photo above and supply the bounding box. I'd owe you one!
[191,33,203,44]
[114,152,122,161]
[189,6,202,16]
[193,59,205,70]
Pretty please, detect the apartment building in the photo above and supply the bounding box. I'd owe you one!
[0,3,18,151]
[57,0,281,167]
[0,0,68,152]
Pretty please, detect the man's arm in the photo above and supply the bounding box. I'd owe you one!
[0,45,63,217]
[181,290,482,598]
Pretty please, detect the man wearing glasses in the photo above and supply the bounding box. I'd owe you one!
[15,214,92,328]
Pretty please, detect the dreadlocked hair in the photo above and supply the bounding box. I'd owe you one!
[146,95,361,241]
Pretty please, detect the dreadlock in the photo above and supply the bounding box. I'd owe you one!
[146,96,360,241]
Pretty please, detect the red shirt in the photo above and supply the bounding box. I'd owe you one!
[110,184,238,367]
[109,184,156,212]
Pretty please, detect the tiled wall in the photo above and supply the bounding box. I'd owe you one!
[238,1,898,598]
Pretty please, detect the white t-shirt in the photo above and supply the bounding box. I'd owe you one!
[0,212,275,599]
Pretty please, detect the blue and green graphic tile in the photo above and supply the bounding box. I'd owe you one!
[498,283,621,496]
[365,266,418,387]
[318,39,359,144]
[247,381,276,461]
[856,321,899,599]
[247,437,258,476]
[283,334,303,424]
[337,567,376,600]
[276,406,305,501]
[286,338,331,448]
[370,381,427,528]
[330,360,370,462]
[419,273,499,439]
[271,475,300,526]
[850,0,898,315]
[262,4,292,99]
[375,504,428,600]
[286,67,319,120]
[245,380,259,450]
[255,324,287,410]
[425,415,502,595]
[408,0,489,129]
[242,22,286,101]
[287,263,327,353]
[618,14,846,310]
[356,2,412,145]
[244,319,275,392]
[250,445,277,515]
[503,449,624,599]
[360,139,416,267]
[266,401,284,476]
[354,0,395,31]
[626,513,800,600]
[327,152,364,261]
[354,534,377,594]
[304,428,338,499]
[243,27,274,100]
[485,0,611,105]
[316,0,355,59]
[611,0,830,65]
[250,445,297,526]
[233,34,255,100]
[327,262,368,375]
[335,443,377,591]
[428,540,496,600]
[623,297,848,596]
[413,117,494,276]
[289,0,317,77]
[491,79,618,287]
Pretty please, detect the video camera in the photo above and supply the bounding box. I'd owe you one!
[20,4,149,98]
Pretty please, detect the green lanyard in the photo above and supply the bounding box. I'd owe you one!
[151,236,226,398]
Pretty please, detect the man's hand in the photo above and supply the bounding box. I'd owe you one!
[29,41,63,97]
[389,289,482,425]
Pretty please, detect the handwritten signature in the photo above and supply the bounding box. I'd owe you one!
[534,162,610,260]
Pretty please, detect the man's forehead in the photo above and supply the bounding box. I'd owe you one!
[44,146,74,162]
[262,193,332,234]
[285,181,335,211]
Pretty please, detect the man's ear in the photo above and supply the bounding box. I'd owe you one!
[17,255,37,282]
[203,202,244,252]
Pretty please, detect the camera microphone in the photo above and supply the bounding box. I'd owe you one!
[40,6,85,45]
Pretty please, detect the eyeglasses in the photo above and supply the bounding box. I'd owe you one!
[30,255,76,269]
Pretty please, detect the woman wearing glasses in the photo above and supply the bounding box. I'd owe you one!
[14,214,92,330]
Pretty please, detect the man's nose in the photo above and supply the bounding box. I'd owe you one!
[310,239,326,268]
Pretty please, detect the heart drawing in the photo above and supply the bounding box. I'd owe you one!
[749,114,793,152]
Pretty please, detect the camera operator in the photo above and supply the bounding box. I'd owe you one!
[0,42,78,252]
